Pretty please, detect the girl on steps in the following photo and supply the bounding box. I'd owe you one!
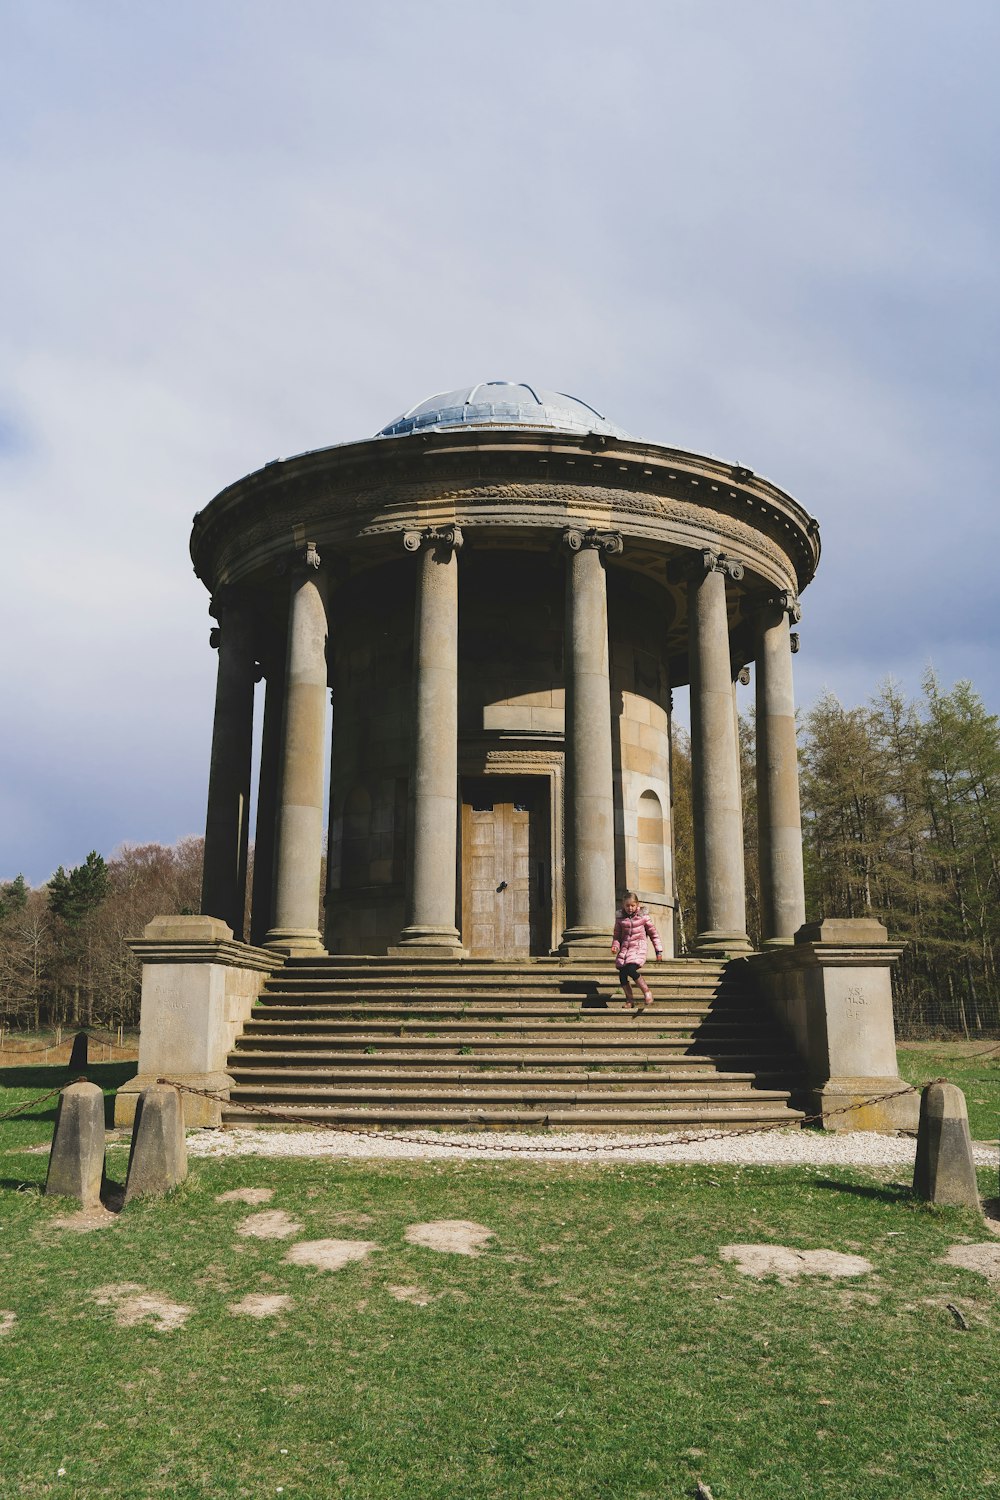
[611,892,663,1010]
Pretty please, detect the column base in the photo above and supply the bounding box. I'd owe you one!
[263,927,326,957]
[558,927,610,959]
[115,1071,234,1129]
[389,926,466,958]
[807,1077,920,1134]
[692,930,753,958]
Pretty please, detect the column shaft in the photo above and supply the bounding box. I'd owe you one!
[395,530,463,953]
[756,602,806,942]
[688,559,750,953]
[561,535,617,953]
[200,601,255,939]
[265,551,329,955]
[249,651,285,947]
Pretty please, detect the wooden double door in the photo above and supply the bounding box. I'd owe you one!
[461,777,551,958]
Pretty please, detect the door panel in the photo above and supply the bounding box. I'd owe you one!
[461,779,550,958]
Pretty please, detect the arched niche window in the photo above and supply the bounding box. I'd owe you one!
[341,785,372,888]
[637,789,665,894]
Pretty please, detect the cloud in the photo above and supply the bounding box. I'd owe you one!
[2,0,998,880]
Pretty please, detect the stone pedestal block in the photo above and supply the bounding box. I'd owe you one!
[913,1082,982,1212]
[115,914,279,1128]
[45,1081,106,1207]
[750,917,919,1132]
[124,1084,188,1204]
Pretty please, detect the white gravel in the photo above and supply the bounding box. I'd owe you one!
[184,1125,999,1168]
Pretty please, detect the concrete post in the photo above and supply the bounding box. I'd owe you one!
[913,1082,982,1212]
[124,1084,189,1203]
[393,526,464,955]
[756,594,807,944]
[688,551,750,954]
[560,529,621,956]
[249,647,285,947]
[201,594,255,939]
[45,1081,107,1207]
[265,544,329,956]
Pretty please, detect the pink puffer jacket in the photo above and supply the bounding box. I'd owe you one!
[612,909,663,968]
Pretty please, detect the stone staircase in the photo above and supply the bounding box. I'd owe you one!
[224,956,805,1130]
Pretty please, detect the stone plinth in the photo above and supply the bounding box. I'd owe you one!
[750,917,919,1132]
[114,914,281,1128]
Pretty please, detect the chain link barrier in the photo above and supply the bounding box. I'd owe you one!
[0,1026,137,1059]
[0,1085,70,1122]
[155,1076,924,1155]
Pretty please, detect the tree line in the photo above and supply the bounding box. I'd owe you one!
[673,672,1000,1037]
[2,674,998,1038]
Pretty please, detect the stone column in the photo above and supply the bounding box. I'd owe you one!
[265,543,329,955]
[688,550,750,954]
[393,525,464,956]
[200,592,255,940]
[755,592,807,944]
[249,643,285,947]
[560,528,621,956]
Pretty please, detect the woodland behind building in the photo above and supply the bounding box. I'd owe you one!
[2,674,998,1038]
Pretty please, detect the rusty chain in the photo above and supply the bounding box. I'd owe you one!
[155,1076,924,1155]
[0,1085,70,1122]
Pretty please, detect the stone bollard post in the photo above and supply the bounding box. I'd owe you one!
[45,1081,107,1208]
[912,1082,982,1214]
[68,1031,89,1073]
[124,1084,188,1205]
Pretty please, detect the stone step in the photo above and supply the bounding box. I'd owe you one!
[226,1061,777,1085]
[264,972,736,990]
[230,1039,792,1065]
[222,1101,804,1128]
[253,1000,725,1018]
[241,1015,774,1035]
[227,1081,796,1105]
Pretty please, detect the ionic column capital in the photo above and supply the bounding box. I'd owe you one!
[273,541,325,581]
[403,524,464,555]
[669,548,744,584]
[762,589,802,624]
[562,527,623,556]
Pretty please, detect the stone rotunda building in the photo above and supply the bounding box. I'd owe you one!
[119,382,915,1134]
[193,381,815,963]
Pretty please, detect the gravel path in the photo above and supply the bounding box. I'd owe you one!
[185,1125,999,1168]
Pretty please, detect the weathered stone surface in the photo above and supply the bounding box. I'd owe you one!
[124,1084,188,1204]
[913,1082,982,1213]
[45,1081,106,1207]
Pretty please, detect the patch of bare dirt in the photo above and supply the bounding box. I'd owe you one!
[91,1283,192,1331]
[283,1239,378,1272]
[941,1243,1000,1281]
[228,1293,293,1318]
[216,1187,275,1206]
[720,1245,873,1283]
[386,1284,434,1306]
[50,1204,120,1233]
[404,1220,495,1256]
[0,1311,16,1336]
[237,1210,302,1240]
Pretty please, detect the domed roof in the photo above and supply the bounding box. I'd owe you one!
[377,381,631,440]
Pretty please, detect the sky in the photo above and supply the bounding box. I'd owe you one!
[2,0,999,885]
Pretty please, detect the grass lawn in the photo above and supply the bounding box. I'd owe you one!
[2,1061,999,1499]
[897,1040,1000,1142]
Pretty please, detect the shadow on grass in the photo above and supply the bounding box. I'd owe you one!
[1,1062,137,1127]
[813,1177,913,1205]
